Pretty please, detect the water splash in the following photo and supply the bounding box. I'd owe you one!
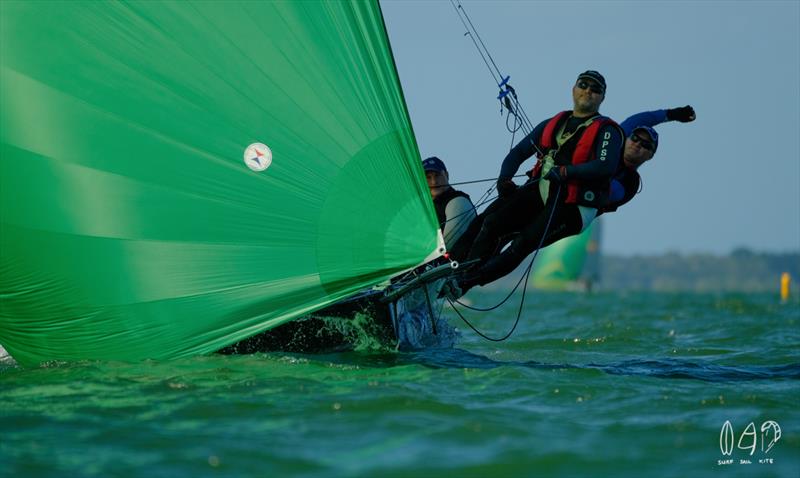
[0,344,18,368]
[394,280,460,350]
[311,313,396,352]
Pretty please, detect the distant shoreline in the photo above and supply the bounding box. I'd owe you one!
[487,249,800,293]
[599,250,800,292]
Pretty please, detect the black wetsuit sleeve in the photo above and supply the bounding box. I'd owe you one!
[563,123,623,180]
[616,181,639,208]
[498,118,549,179]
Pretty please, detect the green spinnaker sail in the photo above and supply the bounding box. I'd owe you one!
[531,221,600,290]
[0,1,441,366]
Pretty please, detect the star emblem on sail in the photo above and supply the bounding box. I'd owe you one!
[244,143,272,172]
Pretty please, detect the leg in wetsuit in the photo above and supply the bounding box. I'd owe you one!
[456,182,585,292]
[466,182,544,263]
[447,193,515,262]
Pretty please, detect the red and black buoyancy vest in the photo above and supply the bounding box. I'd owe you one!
[528,111,621,208]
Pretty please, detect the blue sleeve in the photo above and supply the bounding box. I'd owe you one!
[620,109,669,136]
[563,123,623,180]
[609,179,625,203]
[498,118,549,179]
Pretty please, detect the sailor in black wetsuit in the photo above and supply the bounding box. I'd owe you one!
[604,105,696,213]
[447,101,697,299]
[443,71,624,298]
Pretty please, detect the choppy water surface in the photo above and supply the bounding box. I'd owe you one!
[2,292,798,477]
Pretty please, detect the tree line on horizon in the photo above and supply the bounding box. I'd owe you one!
[598,249,800,292]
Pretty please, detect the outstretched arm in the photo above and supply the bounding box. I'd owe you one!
[620,105,696,135]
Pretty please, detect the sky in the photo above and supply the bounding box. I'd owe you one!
[381,0,800,256]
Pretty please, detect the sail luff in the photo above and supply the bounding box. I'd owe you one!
[0,0,438,365]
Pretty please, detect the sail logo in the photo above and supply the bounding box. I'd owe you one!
[718,420,781,466]
[244,143,272,172]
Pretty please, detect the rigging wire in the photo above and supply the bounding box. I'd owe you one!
[439,177,539,227]
[451,0,535,132]
[452,184,558,313]
[448,0,541,153]
[447,173,528,187]
[449,0,501,87]
[446,0,545,307]
[447,186,562,341]
[409,0,559,342]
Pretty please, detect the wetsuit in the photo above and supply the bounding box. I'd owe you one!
[604,109,671,212]
[460,112,624,288]
[452,108,676,264]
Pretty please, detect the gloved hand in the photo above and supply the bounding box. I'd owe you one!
[544,166,568,183]
[496,178,518,198]
[666,105,696,123]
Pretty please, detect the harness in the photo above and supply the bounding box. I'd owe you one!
[527,111,618,206]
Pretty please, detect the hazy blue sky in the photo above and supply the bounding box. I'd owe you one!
[381,0,800,255]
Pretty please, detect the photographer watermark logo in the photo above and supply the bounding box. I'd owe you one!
[718,420,781,466]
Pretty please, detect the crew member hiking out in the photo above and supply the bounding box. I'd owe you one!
[604,105,696,212]
[442,70,624,299]
[449,105,697,264]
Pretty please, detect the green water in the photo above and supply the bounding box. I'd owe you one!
[2,292,798,477]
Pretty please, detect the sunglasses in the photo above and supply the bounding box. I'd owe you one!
[576,80,604,95]
[629,134,655,151]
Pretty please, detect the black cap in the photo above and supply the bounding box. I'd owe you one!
[422,156,447,173]
[577,70,606,93]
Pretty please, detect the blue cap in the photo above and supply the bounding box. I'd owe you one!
[632,126,659,151]
[422,156,447,173]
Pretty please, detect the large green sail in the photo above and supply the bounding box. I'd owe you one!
[0,1,440,365]
[531,221,600,290]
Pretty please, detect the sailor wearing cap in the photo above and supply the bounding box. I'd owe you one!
[442,70,625,299]
[422,156,476,249]
[604,105,696,213]
[441,72,698,300]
